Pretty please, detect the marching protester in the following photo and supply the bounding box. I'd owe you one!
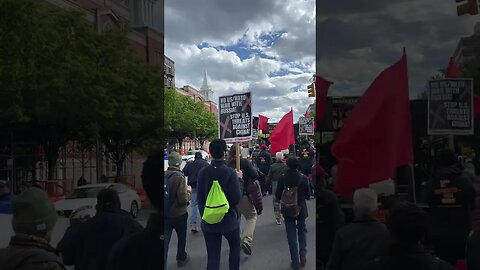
[183,151,209,233]
[267,152,288,225]
[227,146,261,256]
[0,187,65,270]
[315,165,345,269]
[0,180,13,214]
[57,188,142,270]
[326,188,390,270]
[197,139,243,270]
[164,152,192,267]
[425,148,476,265]
[256,144,272,196]
[372,202,453,270]
[275,157,311,270]
[106,151,166,270]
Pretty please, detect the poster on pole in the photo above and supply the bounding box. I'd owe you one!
[299,117,314,135]
[252,116,259,139]
[218,92,252,142]
[428,79,474,135]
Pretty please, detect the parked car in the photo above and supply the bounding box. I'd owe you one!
[54,183,141,218]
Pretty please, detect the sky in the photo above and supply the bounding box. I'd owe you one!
[164,0,316,123]
[317,0,478,98]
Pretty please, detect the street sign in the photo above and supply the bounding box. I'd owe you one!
[252,116,259,139]
[427,79,474,135]
[299,117,314,135]
[218,92,253,142]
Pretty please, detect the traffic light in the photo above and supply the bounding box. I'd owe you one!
[307,83,315,97]
[456,0,478,16]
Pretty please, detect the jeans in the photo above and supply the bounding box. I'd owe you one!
[284,217,307,267]
[190,188,199,226]
[238,195,257,246]
[164,213,188,264]
[203,227,241,270]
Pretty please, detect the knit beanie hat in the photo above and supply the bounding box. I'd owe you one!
[168,152,182,167]
[12,188,57,237]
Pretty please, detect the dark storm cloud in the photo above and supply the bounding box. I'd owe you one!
[317,0,476,97]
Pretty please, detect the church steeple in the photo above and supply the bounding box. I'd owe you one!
[200,71,213,102]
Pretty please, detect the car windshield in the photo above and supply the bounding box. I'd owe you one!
[66,187,105,199]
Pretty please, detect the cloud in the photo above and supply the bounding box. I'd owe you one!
[165,0,316,122]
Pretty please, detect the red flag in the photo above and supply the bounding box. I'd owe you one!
[331,53,413,197]
[445,57,461,78]
[315,75,333,124]
[305,108,309,118]
[475,96,480,118]
[269,110,294,155]
[259,114,269,131]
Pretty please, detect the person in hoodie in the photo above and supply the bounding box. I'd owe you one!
[183,151,209,233]
[425,148,476,265]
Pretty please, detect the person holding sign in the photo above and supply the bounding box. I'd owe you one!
[227,146,260,256]
[197,139,244,270]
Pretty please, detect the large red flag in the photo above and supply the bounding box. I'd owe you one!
[269,110,294,155]
[331,53,413,197]
[259,114,269,131]
[315,75,333,125]
[445,57,461,78]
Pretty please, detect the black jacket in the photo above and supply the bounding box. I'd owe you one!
[326,219,390,270]
[298,146,314,175]
[198,160,243,234]
[372,243,454,270]
[275,169,310,219]
[267,161,288,183]
[182,158,209,188]
[256,150,272,175]
[228,158,258,196]
[426,163,476,238]
[105,213,162,270]
[57,208,142,270]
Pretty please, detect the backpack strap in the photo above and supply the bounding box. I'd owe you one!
[12,249,65,270]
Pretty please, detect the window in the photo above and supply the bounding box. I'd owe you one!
[110,184,127,194]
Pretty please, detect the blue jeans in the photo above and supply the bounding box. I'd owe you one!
[203,227,241,270]
[190,188,199,226]
[284,217,307,267]
[164,213,188,264]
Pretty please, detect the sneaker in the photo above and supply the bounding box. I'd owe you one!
[191,227,199,233]
[300,255,306,266]
[241,242,252,255]
[276,220,282,225]
[177,255,189,267]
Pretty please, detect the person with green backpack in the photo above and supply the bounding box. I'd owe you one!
[197,139,243,270]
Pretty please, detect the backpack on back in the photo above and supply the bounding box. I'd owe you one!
[281,183,301,218]
[164,172,182,218]
[202,180,230,224]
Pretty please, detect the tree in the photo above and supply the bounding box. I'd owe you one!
[0,0,105,180]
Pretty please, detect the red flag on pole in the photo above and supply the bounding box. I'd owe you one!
[259,114,269,131]
[315,75,333,124]
[305,108,309,118]
[445,57,461,78]
[269,110,294,155]
[331,53,413,197]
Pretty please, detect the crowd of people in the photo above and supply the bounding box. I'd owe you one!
[166,139,315,270]
[315,148,480,270]
[2,137,479,270]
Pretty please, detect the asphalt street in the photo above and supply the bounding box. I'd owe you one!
[166,196,316,270]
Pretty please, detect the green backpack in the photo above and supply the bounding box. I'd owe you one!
[202,180,230,224]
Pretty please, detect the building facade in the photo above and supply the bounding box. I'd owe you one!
[165,56,175,88]
[453,22,480,65]
[43,0,163,67]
